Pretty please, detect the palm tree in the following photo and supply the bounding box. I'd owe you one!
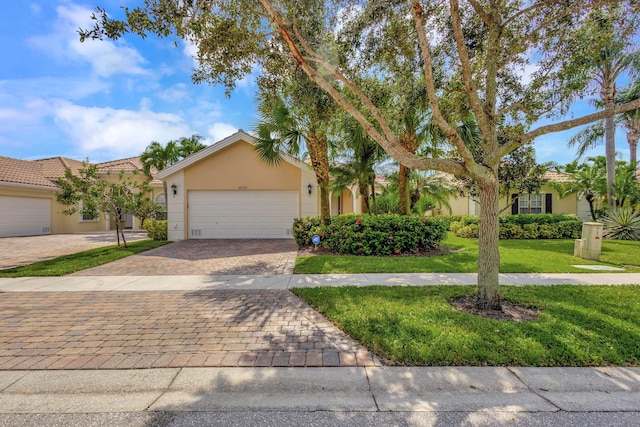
[574,7,640,202]
[555,159,606,221]
[177,134,207,159]
[569,83,640,166]
[331,119,386,214]
[140,140,180,201]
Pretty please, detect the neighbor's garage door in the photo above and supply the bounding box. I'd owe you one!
[188,190,299,239]
[0,196,51,238]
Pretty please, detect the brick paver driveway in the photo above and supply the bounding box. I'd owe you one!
[0,232,148,270]
[71,239,298,276]
[0,290,376,370]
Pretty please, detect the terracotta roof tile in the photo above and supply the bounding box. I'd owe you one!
[0,156,58,188]
[34,157,86,179]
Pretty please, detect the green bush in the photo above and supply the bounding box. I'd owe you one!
[454,218,583,240]
[294,214,447,255]
[144,220,168,241]
[449,221,463,234]
[602,208,640,240]
[456,224,479,238]
[292,216,325,246]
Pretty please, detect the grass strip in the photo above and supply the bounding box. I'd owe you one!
[294,234,640,274]
[292,285,640,366]
[0,240,169,277]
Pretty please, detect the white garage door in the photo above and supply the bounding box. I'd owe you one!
[188,190,299,239]
[0,196,51,238]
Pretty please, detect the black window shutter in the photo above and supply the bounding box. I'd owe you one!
[511,194,518,215]
[545,193,552,214]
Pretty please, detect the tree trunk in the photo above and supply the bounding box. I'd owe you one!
[360,184,370,213]
[398,164,411,215]
[398,133,418,215]
[602,83,617,205]
[307,133,331,224]
[627,131,638,166]
[476,177,501,310]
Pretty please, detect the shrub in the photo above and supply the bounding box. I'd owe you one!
[144,220,168,241]
[449,221,463,234]
[499,223,525,239]
[292,216,325,246]
[554,220,582,239]
[602,208,640,241]
[294,214,447,255]
[456,224,479,238]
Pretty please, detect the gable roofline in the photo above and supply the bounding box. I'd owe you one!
[155,130,310,180]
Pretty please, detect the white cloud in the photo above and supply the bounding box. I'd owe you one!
[28,4,147,77]
[52,101,194,160]
[207,122,238,142]
[158,84,190,102]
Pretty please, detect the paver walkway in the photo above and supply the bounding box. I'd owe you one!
[0,290,376,370]
[0,232,148,270]
[71,239,298,276]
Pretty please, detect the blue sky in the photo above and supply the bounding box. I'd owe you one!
[0,0,633,165]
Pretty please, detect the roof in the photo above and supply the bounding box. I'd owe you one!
[543,170,571,183]
[33,157,86,179]
[96,157,144,172]
[155,130,310,180]
[0,156,58,188]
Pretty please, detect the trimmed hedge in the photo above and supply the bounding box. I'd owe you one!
[293,214,447,256]
[449,218,582,239]
[144,220,168,241]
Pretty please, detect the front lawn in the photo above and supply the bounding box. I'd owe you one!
[294,233,640,274]
[0,240,169,277]
[292,285,640,366]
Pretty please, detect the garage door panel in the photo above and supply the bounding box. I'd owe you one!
[188,190,298,239]
[0,196,51,238]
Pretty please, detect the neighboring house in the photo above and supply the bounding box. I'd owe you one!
[0,155,163,238]
[437,171,591,220]
[156,131,318,240]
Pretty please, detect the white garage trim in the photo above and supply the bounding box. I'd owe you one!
[0,196,51,238]
[188,190,298,239]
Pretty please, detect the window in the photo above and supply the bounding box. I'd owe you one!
[519,193,543,214]
[79,201,98,222]
[155,193,167,220]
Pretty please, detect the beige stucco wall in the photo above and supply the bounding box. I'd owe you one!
[184,141,301,191]
[442,186,579,217]
[164,139,319,240]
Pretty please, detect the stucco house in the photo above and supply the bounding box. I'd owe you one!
[0,155,163,238]
[437,171,592,220]
[156,130,320,240]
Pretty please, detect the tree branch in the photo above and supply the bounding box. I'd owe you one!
[259,0,468,177]
[411,0,484,178]
[495,97,640,160]
[449,0,491,138]
[467,0,491,25]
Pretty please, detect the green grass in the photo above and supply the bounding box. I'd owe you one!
[0,240,169,277]
[294,233,640,274]
[292,285,640,366]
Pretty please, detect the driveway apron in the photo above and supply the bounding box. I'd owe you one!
[70,239,298,276]
[0,232,148,270]
[0,290,377,370]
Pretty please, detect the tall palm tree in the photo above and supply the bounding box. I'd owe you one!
[254,95,332,223]
[569,83,640,168]
[575,7,640,202]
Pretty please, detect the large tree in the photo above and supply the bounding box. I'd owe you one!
[255,74,336,224]
[81,0,640,310]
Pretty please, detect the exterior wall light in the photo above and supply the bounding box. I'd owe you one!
[307,183,312,197]
[171,183,177,195]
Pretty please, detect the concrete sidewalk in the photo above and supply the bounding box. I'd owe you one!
[0,366,639,425]
[2,272,640,292]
